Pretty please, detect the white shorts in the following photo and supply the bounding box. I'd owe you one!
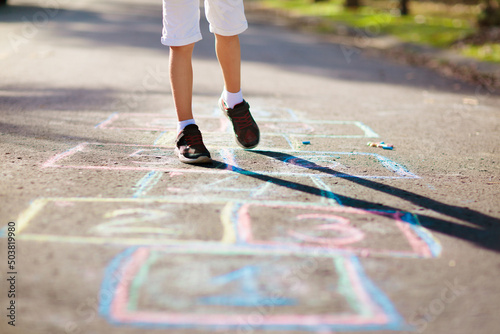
[161,0,248,46]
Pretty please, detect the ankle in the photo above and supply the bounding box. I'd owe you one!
[177,119,196,134]
[222,89,243,109]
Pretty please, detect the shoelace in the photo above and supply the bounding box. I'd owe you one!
[185,132,204,147]
[232,112,254,129]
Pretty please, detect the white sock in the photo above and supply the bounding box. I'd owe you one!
[222,89,243,109]
[177,119,196,134]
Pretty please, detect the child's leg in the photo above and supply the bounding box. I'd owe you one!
[162,0,211,164]
[169,43,211,164]
[215,34,241,94]
[169,43,195,122]
[215,33,260,149]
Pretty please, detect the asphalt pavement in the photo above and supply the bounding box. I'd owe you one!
[1,0,500,334]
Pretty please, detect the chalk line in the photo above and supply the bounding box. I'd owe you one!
[41,143,88,168]
[95,112,119,128]
[220,202,237,244]
[132,171,163,198]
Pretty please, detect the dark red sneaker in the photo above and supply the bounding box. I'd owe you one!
[174,124,212,164]
[219,98,260,149]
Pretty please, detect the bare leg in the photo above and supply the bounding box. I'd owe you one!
[169,43,195,121]
[215,34,241,93]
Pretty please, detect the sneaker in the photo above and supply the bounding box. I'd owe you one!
[219,98,260,149]
[175,124,212,164]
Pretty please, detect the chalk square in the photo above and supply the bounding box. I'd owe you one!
[142,173,338,205]
[228,150,419,179]
[15,198,231,246]
[235,203,440,258]
[100,247,405,331]
[42,143,419,179]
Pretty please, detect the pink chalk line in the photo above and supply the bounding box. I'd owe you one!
[41,143,88,168]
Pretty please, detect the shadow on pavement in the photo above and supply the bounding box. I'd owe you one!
[0,3,164,50]
[199,150,500,253]
[0,86,119,112]
[0,86,122,144]
[0,4,67,21]
[0,121,117,145]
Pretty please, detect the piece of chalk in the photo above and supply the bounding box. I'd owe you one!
[368,141,394,149]
[302,141,311,145]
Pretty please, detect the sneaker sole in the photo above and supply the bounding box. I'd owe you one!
[175,147,212,164]
[219,98,259,150]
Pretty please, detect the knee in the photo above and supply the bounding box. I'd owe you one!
[215,34,239,41]
[169,43,195,54]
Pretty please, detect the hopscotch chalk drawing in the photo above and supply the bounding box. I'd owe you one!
[5,104,441,332]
